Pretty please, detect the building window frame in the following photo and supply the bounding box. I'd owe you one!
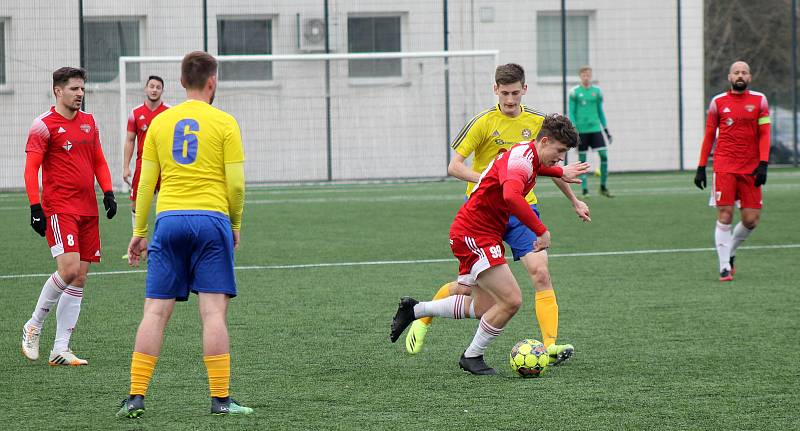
[82,17,142,84]
[216,16,274,82]
[0,18,7,87]
[347,13,404,82]
[536,12,591,81]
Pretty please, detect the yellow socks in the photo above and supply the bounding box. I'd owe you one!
[535,289,559,348]
[130,352,231,399]
[204,353,231,398]
[419,282,453,326]
[130,351,158,396]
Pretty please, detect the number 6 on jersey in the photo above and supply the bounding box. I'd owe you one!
[172,118,199,164]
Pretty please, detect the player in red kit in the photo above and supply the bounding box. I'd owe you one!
[390,114,588,374]
[21,67,117,366]
[694,61,770,282]
[123,75,169,232]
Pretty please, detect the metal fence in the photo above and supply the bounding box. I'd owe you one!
[1,0,796,190]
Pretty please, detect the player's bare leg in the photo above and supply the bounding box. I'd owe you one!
[729,208,760,275]
[520,250,574,365]
[199,293,252,415]
[118,298,175,418]
[716,205,735,281]
[457,264,521,375]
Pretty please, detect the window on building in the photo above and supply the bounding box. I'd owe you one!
[218,18,272,81]
[536,14,589,77]
[347,16,401,78]
[83,19,140,83]
[0,21,5,85]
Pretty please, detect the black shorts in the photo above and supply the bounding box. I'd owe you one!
[578,132,606,152]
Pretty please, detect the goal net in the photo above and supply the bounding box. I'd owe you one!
[106,50,498,188]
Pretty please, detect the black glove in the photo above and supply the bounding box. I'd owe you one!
[30,204,46,237]
[694,166,707,190]
[752,161,768,187]
[103,191,117,219]
[604,128,613,145]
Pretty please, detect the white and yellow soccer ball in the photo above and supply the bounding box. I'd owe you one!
[509,339,549,378]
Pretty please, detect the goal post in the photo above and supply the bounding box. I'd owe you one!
[117,50,499,186]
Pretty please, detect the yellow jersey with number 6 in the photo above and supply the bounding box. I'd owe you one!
[451,104,544,204]
[142,99,244,215]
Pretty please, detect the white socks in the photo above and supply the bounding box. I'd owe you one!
[52,285,83,353]
[26,272,67,328]
[715,221,733,272]
[413,295,471,319]
[731,222,754,257]
[464,317,503,358]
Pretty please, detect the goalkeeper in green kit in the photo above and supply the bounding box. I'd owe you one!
[569,65,613,197]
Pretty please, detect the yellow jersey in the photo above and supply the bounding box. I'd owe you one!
[451,104,544,204]
[141,99,245,215]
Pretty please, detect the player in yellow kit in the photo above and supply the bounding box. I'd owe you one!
[117,51,251,418]
[405,64,590,365]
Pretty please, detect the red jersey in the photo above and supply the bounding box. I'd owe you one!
[699,90,771,174]
[451,142,561,240]
[25,107,108,216]
[127,102,169,162]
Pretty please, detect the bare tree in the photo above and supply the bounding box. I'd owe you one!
[705,0,794,108]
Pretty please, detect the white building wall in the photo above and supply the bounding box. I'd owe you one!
[0,0,704,189]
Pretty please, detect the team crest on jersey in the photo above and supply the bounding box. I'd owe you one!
[521,129,531,139]
[745,104,755,112]
[725,118,734,126]
[80,124,91,134]
[62,141,73,151]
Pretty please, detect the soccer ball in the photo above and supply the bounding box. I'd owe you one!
[509,339,549,378]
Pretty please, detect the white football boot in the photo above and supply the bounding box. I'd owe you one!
[21,323,41,361]
[49,349,88,366]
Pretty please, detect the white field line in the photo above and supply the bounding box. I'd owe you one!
[1,243,798,280]
[0,182,798,210]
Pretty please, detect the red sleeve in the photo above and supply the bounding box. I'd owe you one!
[758,123,771,162]
[24,152,44,205]
[127,109,136,133]
[698,99,719,167]
[758,96,771,162]
[503,179,547,236]
[93,131,113,193]
[25,117,50,154]
[538,166,563,177]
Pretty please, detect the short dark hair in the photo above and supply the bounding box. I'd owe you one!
[53,67,87,88]
[181,51,217,90]
[146,75,164,87]
[538,114,579,148]
[495,63,525,86]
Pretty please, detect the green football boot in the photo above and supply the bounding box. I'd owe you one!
[405,320,429,354]
[211,397,253,415]
[116,395,145,419]
[547,343,575,366]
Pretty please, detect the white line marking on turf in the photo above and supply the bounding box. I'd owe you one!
[1,244,798,280]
